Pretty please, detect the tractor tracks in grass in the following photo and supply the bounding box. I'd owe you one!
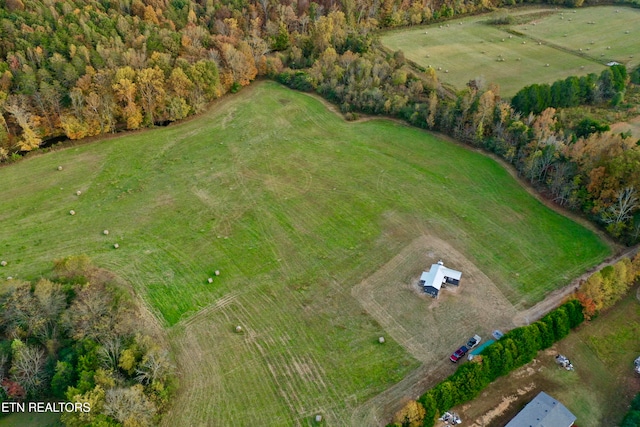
[352,359,458,426]
[502,27,607,66]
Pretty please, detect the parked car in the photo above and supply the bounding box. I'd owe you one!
[492,330,504,340]
[466,335,481,349]
[450,346,469,362]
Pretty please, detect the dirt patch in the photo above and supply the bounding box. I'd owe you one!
[351,234,518,422]
[466,382,536,427]
[610,114,640,139]
[352,234,517,363]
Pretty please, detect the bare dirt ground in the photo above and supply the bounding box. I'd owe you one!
[351,234,518,424]
[352,237,638,426]
[611,114,640,139]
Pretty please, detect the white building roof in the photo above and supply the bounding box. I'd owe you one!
[421,262,462,290]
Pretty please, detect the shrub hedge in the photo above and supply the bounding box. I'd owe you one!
[388,300,584,427]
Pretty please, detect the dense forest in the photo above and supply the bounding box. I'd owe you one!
[0,0,639,243]
[0,256,174,426]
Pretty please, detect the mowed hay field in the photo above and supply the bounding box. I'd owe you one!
[381,6,640,96]
[515,6,640,70]
[0,82,610,425]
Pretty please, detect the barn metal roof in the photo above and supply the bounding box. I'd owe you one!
[505,391,576,427]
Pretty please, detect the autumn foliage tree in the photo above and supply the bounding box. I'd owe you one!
[0,256,175,425]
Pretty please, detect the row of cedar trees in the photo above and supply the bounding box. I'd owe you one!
[0,0,639,244]
[0,256,175,427]
[388,300,586,427]
[389,255,640,427]
[621,393,640,427]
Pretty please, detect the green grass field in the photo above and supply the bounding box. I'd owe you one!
[381,6,640,96]
[0,82,611,425]
[0,412,62,427]
[452,287,640,426]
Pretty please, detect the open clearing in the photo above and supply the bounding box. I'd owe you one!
[381,6,640,96]
[449,287,640,427]
[0,82,610,425]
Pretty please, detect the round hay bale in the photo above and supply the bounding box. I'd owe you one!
[538,42,542,45]
[76,190,82,196]
[459,22,462,25]
[215,270,221,276]
[113,243,119,249]
[607,46,611,50]
[315,414,322,422]
[6,276,12,280]
[626,30,630,34]
[509,35,513,39]
[579,48,582,51]
[103,230,109,235]
[57,166,63,171]
[378,336,385,343]
[437,67,442,71]
[444,69,449,73]
[0,261,6,267]
[69,210,76,215]
[235,325,243,333]
[502,38,505,42]
[522,41,526,44]
[207,277,213,283]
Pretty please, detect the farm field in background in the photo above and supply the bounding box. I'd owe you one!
[449,288,640,427]
[0,82,610,425]
[381,6,640,97]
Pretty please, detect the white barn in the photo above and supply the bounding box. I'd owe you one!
[419,260,462,298]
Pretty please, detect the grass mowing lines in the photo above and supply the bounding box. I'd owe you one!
[166,284,413,426]
[380,6,627,96]
[516,6,640,70]
[0,81,609,317]
[0,81,611,425]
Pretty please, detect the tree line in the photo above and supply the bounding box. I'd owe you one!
[511,65,628,115]
[388,300,585,427]
[575,253,640,318]
[389,255,640,426]
[276,35,640,244]
[621,393,640,427]
[0,256,174,427]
